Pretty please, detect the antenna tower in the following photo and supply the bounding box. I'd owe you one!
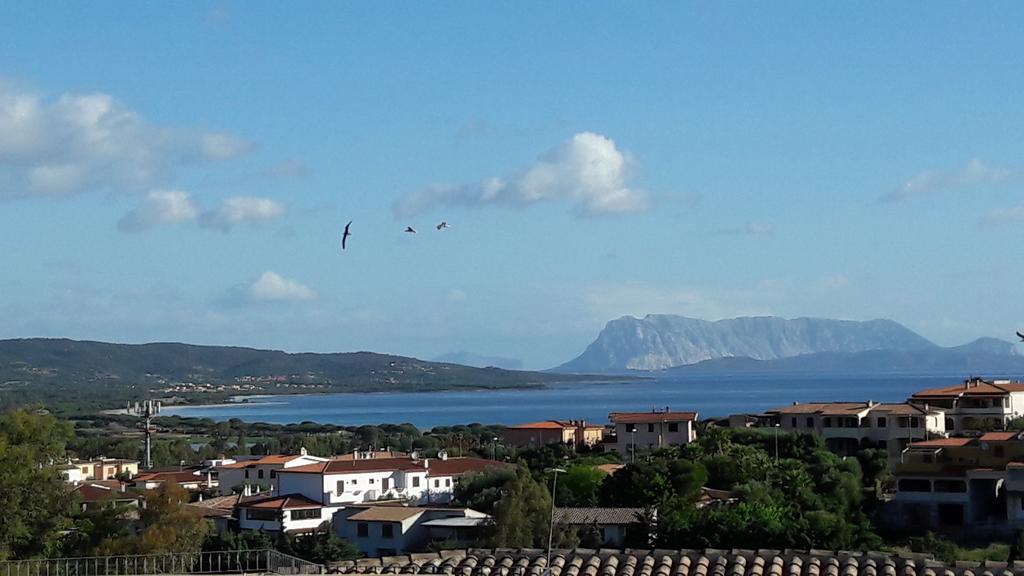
[128,400,161,469]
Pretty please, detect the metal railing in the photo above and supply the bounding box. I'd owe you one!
[0,549,322,576]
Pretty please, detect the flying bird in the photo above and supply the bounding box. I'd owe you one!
[404,226,416,233]
[1017,331,1024,343]
[436,221,450,230]
[341,221,352,250]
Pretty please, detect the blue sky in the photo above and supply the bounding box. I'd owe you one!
[2,3,1024,369]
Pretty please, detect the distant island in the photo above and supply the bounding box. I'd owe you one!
[554,314,1024,375]
[0,338,620,413]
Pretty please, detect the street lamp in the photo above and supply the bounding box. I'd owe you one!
[774,423,780,461]
[491,436,499,461]
[629,426,637,464]
[544,467,567,573]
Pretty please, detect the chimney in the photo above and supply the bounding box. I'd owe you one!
[300,447,308,456]
[438,450,448,461]
[423,458,430,469]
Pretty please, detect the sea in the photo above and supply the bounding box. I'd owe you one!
[157,374,1006,429]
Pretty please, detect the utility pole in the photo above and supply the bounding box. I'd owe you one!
[128,400,161,470]
[544,467,566,574]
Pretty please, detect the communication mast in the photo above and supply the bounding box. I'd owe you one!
[128,400,161,470]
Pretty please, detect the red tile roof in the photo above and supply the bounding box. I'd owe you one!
[609,411,697,424]
[980,431,1020,442]
[68,481,140,503]
[909,438,973,448]
[912,379,1024,398]
[238,494,322,510]
[281,456,509,477]
[507,421,572,430]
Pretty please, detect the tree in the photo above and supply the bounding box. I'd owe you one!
[0,408,76,560]
[100,483,211,555]
[277,531,360,563]
[556,466,606,507]
[483,464,556,548]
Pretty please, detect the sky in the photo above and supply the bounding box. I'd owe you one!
[2,3,1024,369]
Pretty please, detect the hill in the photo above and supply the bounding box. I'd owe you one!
[556,315,939,372]
[0,338,600,413]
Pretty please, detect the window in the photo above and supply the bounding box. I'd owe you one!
[668,422,679,432]
[911,418,921,428]
[382,523,394,539]
[258,469,265,479]
[270,470,276,479]
[357,523,368,538]
[291,508,321,520]
[823,417,832,428]
[791,417,797,427]
[647,424,654,433]
[246,509,278,521]
[244,470,250,479]
[369,478,375,484]
[933,480,966,493]
[946,418,955,430]
[898,479,931,492]
[995,446,1005,458]
[806,417,813,427]
[445,479,451,487]
[336,480,345,494]
[412,476,420,488]
[877,417,887,428]
[352,479,358,485]
[434,479,440,488]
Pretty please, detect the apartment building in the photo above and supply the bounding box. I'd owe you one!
[275,452,510,507]
[215,450,329,496]
[236,494,327,533]
[335,505,489,556]
[608,409,698,457]
[890,431,1024,536]
[763,401,946,458]
[501,420,604,449]
[68,458,140,482]
[910,377,1024,433]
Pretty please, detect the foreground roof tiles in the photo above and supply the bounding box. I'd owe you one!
[327,548,1024,576]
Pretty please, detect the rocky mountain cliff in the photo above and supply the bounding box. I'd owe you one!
[555,315,946,372]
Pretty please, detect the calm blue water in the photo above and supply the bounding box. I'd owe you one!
[159,374,993,428]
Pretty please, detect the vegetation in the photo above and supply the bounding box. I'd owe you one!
[0,338,618,414]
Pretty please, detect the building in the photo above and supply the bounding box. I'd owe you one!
[236,494,327,534]
[608,409,698,457]
[335,505,488,557]
[501,420,604,449]
[68,458,140,482]
[215,450,329,495]
[890,431,1024,536]
[910,377,1024,433]
[133,467,217,491]
[275,453,511,507]
[67,480,143,513]
[552,507,646,548]
[762,401,946,458]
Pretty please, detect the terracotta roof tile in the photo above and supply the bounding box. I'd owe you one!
[237,493,322,510]
[909,438,974,448]
[980,432,1020,442]
[609,411,698,424]
[508,421,573,430]
[326,549,1004,576]
[347,506,426,522]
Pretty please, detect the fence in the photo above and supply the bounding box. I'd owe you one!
[0,549,322,576]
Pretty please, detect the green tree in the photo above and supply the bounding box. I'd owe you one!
[556,466,606,507]
[0,408,76,560]
[484,464,556,548]
[100,483,211,555]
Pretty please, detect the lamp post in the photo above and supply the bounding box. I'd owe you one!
[774,423,780,461]
[491,436,499,461]
[544,467,567,573]
[629,426,636,464]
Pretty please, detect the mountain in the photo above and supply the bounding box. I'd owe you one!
[556,315,943,372]
[433,352,524,370]
[663,345,1024,376]
[0,338,599,412]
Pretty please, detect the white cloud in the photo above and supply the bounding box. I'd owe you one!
[394,132,649,218]
[880,159,1013,203]
[199,196,286,231]
[249,271,317,302]
[118,189,200,232]
[0,80,253,200]
[979,204,1024,226]
[446,288,468,303]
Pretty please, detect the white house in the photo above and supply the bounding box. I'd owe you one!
[609,409,698,458]
[275,453,510,507]
[236,494,328,534]
[215,450,329,496]
[334,505,488,557]
[910,378,1024,433]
